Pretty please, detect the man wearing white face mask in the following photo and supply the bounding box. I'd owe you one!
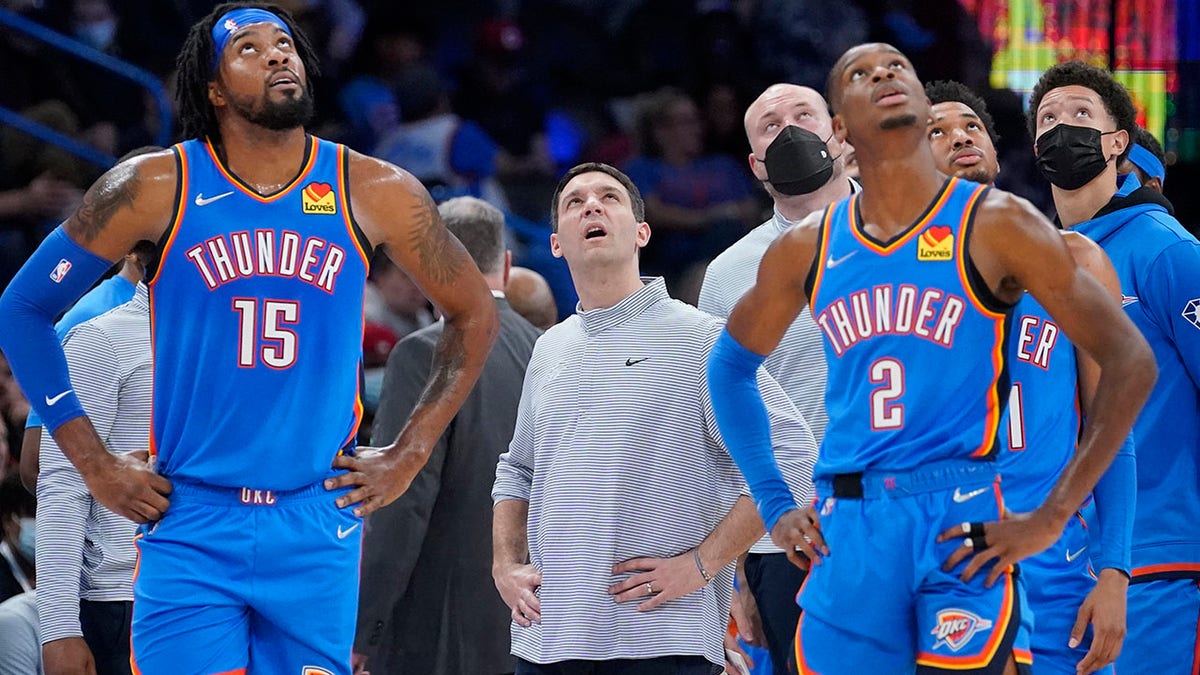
[1029,61,1200,675]
[697,84,857,675]
[0,473,36,603]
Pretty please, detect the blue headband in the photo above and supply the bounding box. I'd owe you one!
[210,8,291,72]
[1127,143,1165,183]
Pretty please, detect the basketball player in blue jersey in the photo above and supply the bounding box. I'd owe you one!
[1029,62,1200,675]
[927,80,1133,674]
[707,43,1156,674]
[0,3,499,674]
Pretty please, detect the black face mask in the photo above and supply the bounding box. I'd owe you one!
[758,125,835,196]
[1034,124,1118,190]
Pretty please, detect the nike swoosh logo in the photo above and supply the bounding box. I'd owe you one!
[194,191,234,206]
[625,357,649,366]
[952,486,989,503]
[1121,295,1139,307]
[826,251,858,268]
[45,390,72,406]
[1066,546,1088,562]
[337,523,360,539]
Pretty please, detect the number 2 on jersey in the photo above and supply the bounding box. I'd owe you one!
[232,298,299,368]
[869,357,904,430]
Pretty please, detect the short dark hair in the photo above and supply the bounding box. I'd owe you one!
[1027,61,1137,161]
[438,197,506,275]
[175,2,320,142]
[1133,126,1166,164]
[550,163,645,233]
[925,80,1000,144]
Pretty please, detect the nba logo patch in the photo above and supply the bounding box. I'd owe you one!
[917,225,953,261]
[302,182,337,215]
[930,608,992,652]
[49,258,72,283]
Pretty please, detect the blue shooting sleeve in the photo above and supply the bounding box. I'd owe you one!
[1091,435,1136,574]
[0,227,115,432]
[707,327,798,531]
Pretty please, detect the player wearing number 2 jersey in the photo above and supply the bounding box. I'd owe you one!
[707,43,1155,674]
[0,3,498,674]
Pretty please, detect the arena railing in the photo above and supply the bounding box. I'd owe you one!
[0,7,173,169]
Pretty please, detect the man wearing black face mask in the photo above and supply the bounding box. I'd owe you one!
[698,83,855,675]
[1029,61,1200,675]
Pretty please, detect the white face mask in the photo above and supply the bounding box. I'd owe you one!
[16,516,35,560]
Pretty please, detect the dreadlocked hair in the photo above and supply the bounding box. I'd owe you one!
[175,1,321,142]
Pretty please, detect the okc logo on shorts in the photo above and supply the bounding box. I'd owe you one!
[49,258,72,283]
[930,608,992,652]
[302,667,334,675]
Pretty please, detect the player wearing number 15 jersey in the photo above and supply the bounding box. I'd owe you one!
[706,43,1155,675]
[0,4,497,674]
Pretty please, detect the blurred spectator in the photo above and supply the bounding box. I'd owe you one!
[505,266,558,330]
[0,354,30,468]
[373,65,511,209]
[623,87,758,294]
[0,473,35,603]
[364,250,434,340]
[336,11,429,151]
[752,0,869,88]
[701,81,752,161]
[453,17,558,223]
[0,590,42,675]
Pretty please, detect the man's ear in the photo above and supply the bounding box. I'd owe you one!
[832,114,850,146]
[635,221,651,249]
[208,81,224,108]
[1108,128,1130,161]
[549,232,563,259]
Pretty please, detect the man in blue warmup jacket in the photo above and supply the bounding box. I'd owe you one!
[1029,61,1200,674]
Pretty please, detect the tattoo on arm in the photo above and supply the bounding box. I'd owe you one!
[69,162,139,244]
[406,191,463,286]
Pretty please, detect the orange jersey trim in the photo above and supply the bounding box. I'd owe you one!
[145,147,190,460]
[337,144,370,267]
[849,178,957,255]
[1014,648,1033,665]
[1131,563,1200,577]
[954,184,1006,459]
[808,206,838,312]
[794,613,822,674]
[204,136,318,203]
[916,571,1015,669]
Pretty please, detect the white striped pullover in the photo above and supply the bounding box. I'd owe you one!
[493,277,815,666]
[36,284,148,643]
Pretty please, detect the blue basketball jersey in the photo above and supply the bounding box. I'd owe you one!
[999,295,1081,512]
[149,136,370,489]
[807,178,1010,477]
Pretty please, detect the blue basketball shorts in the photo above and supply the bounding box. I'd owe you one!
[1020,514,1110,675]
[792,459,1032,674]
[131,476,363,675]
[1116,577,1200,674]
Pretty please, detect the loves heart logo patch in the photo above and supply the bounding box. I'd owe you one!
[302,182,337,215]
[917,224,954,261]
